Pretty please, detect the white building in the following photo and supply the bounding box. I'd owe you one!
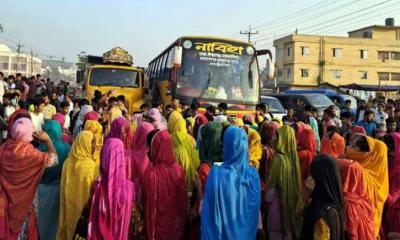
[0,43,42,77]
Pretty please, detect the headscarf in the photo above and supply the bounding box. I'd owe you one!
[201,126,260,240]
[272,117,283,127]
[72,105,93,137]
[38,120,71,185]
[268,125,303,237]
[52,113,66,128]
[0,118,50,238]
[84,120,103,167]
[84,111,99,122]
[148,108,165,129]
[301,154,345,240]
[11,117,34,142]
[131,122,154,184]
[109,106,122,123]
[198,122,223,165]
[108,117,134,149]
[193,114,208,139]
[320,132,345,158]
[351,125,366,135]
[132,113,143,127]
[6,109,30,139]
[296,122,317,183]
[259,121,280,184]
[88,138,134,240]
[309,117,321,152]
[385,132,400,233]
[247,127,262,169]
[167,111,200,191]
[338,159,374,240]
[143,129,187,240]
[57,131,97,240]
[346,135,389,237]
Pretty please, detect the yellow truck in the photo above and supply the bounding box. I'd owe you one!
[76,47,145,113]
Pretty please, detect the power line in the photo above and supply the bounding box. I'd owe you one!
[255,0,394,44]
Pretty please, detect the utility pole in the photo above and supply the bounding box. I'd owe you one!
[48,55,54,81]
[240,25,259,44]
[15,40,23,75]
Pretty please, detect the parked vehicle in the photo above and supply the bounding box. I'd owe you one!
[268,93,336,119]
[284,89,356,109]
[260,95,286,120]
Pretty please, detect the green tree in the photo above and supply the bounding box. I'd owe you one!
[76,51,87,70]
[0,24,3,33]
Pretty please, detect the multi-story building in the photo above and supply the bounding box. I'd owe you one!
[0,43,42,77]
[273,18,400,90]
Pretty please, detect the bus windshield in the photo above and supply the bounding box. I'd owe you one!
[89,68,138,88]
[177,39,259,104]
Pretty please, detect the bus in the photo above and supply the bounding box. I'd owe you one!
[77,47,145,113]
[147,36,274,117]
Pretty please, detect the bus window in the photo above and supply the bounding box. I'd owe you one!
[154,58,161,82]
[160,53,168,80]
[89,68,139,88]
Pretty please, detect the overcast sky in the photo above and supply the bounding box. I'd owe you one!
[1,0,399,66]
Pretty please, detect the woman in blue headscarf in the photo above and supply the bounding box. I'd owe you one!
[201,126,261,239]
[37,120,71,240]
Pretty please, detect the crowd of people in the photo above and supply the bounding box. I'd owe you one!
[0,70,400,240]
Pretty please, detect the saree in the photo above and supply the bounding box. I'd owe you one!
[72,105,93,138]
[52,113,74,144]
[56,131,97,240]
[201,126,260,240]
[6,109,30,139]
[259,121,280,184]
[320,132,345,158]
[347,136,389,237]
[88,138,134,240]
[384,132,400,233]
[267,125,303,239]
[167,111,200,192]
[247,127,262,170]
[296,123,317,183]
[0,118,49,239]
[143,130,187,240]
[37,120,71,240]
[84,120,103,169]
[131,122,154,184]
[309,117,321,152]
[338,159,374,240]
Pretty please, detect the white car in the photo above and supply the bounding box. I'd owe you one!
[260,95,286,120]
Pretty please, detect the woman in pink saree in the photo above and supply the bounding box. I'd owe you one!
[87,138,135,240]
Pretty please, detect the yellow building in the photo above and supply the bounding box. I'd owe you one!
[273,19,400,90]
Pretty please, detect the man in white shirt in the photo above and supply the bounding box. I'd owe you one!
[30,97,45,132]
[375,103,388,126]
[60,101,71,129]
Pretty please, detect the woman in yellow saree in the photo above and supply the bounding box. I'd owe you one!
[168,111,200,192]
[347,134,389,238]
[83,120,103,168]
[56,131,98,240]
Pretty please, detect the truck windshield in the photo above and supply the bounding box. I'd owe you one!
[89,68,138,88]
[177,39,259,104]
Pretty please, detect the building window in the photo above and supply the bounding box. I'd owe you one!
[11,63,17,70]
[301,47,310,56]
[359,71,368,80]
[19,64,27,71]
[378,72,390,81]
[391,52,400,60]
[363,32,372,38]
[301,69,309,78]
[360,50,368,59]
[332,48,342,58]
[378,51,390,60]
[277,48,282,58]
[277,69,283,78]
[286,68,291,77]
[332,70,342,79]
[391,73,400,81]
[1,62,8,70]
[287,47,292,57]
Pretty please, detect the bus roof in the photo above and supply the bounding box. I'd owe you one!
[149,35,252,65]
[88,64,144,72]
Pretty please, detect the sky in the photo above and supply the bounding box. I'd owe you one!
[1,0,399,66]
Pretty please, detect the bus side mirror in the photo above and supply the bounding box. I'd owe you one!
[168,46,182,68]
[256,49,273,59]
